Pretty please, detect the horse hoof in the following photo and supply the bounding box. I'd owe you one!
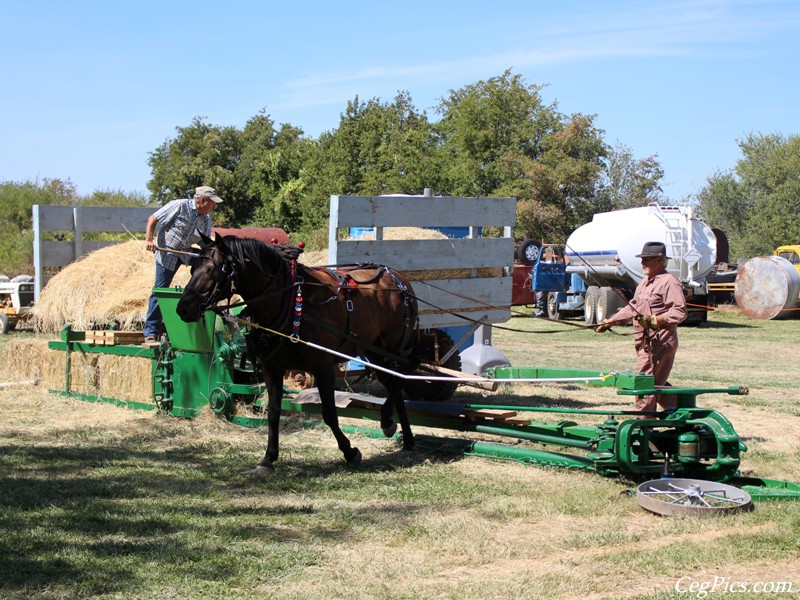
[254,463,275,476]
[346,447,362,466]
[382,422,398,438]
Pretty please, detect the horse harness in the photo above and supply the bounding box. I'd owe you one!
[226,253,418,367]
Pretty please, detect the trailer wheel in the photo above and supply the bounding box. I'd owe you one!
[0,314,8,335]
[516,239,541,266]
[404,329,461,402]
[584,286,600,325]
[546,292,561,321]
[596,287,625,323]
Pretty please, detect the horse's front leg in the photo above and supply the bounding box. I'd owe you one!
[317,369,361,465]
[255,366,284,475]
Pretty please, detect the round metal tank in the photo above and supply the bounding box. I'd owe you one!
[735,256,800,320]
[566,206,717,287]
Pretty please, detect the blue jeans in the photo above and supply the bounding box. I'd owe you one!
[143,262,178,337]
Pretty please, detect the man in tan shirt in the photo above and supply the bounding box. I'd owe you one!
[596,241,687,413]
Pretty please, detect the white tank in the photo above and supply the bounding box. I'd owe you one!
[565,204,718,289]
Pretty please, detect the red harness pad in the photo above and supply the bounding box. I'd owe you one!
[334,271,359,288]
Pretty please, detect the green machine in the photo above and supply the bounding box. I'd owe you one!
[47,288,800,499]
[49,288,266,422]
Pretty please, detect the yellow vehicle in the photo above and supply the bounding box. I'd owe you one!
[774,245,800,277]
[0,275,34,334]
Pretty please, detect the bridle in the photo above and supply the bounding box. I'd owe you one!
[193,248,239,313]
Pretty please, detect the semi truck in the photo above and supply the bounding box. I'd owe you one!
[521,204,726,325]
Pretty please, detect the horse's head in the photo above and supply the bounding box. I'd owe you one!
[176,232,236,323]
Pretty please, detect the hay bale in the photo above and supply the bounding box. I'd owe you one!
[297,227,449,267]
[3,339,58,386]
[4,338,97,392]
[97,355,154,404]
[31,241,190,333]
[3,338,153,403]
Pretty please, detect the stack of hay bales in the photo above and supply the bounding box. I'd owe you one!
[31,240,190,334]
[12,240,175,398]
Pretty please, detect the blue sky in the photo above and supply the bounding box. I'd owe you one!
[1,0,798,202]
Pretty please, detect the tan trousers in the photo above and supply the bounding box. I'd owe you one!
[634,331,678,413]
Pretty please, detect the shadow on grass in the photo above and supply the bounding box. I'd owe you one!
[0,420,467,597]
[695,319,756,329]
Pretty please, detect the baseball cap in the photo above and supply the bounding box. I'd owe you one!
[194,185,223,204]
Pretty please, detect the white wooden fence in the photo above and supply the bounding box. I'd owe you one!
[328,194,516,330]
[32,205,153,300]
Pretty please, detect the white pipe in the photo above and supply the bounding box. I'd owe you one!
[298,338,610,384]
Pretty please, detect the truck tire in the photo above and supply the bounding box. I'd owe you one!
[596,287,625,323]
[546,292,561,321]
[0,314,8,335]
[516,239,541,266]
[584,286,600,325]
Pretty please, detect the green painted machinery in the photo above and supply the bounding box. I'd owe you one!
[46,288,800,498]
[49,288,267,420]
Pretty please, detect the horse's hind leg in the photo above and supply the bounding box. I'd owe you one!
[317,370,362,465]
[255,367,283,475]
[381,375,414,452]
[379,397,397,438]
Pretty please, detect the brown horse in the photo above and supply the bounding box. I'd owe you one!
[176,233,420,473]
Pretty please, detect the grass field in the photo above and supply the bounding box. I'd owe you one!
[1,308,799,599]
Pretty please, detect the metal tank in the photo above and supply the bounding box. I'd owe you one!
[734,256,800,320]
[565,204,718,290]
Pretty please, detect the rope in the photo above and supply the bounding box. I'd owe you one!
[235,315,619,385]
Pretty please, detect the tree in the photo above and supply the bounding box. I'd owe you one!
[293,92,440,242]
[240,113,315,231]
[697,133,800,259]
[435,70,554,198]
[601,142,665,210]
[436,70,608,241]
[147,117,243,225]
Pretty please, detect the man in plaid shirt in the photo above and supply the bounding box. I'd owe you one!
[142,185,223,342]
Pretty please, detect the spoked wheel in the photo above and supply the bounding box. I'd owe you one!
[636,478,753,517]
[404,328,462,402]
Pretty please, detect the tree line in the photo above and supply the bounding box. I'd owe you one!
[2,70,798,275]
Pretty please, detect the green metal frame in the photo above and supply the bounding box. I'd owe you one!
[44,287,800,498]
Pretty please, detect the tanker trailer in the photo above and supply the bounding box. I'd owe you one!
[564,204,720,325]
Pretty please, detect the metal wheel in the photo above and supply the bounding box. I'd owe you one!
[0,313,8,335]
[636,478,753,517]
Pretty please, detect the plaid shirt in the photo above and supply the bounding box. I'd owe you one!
[153,198,212,271]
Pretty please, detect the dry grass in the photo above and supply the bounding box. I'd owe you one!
[1,308,799,599]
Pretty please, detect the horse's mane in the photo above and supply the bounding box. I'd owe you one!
[221,236,303,273]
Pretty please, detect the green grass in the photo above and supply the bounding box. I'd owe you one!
[1,309,800,599]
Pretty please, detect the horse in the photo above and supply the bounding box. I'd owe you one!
[175,232,420,473]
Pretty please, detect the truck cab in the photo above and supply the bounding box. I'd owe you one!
[774,245,800,277]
